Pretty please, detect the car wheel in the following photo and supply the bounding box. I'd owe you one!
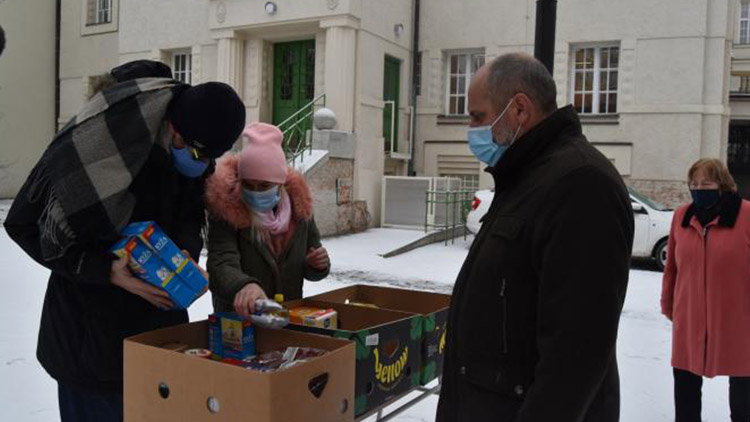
[654,238,668,272]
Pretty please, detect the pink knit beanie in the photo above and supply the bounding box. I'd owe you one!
[238,123,288,184]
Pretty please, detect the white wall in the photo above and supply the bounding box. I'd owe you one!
[59,0,119,124]
[119,0,214,56]
[416,0,734,194]
[351,0,413,226]
[0,1,57,197]
[415,0,535,187]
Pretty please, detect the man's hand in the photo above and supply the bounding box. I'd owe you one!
[234,283,267,316]
[110,256,174,309]
[305,246,330,271]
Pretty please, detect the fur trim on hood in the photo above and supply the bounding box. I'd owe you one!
[205,154,313,229]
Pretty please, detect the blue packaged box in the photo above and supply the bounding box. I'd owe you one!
[121,222,208,293]
[208,313,257,360]
[110,221,208,309]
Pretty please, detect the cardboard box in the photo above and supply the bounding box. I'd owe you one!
[111,221,207,309]
[309,285,451,386]
[208,313,257,360]
[289,306,338,329]
[284,299,422,417]
[124,321,355,422]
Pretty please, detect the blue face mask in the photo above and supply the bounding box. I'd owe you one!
[467,98,522,167]
[171,144,209,178]
[690,189,721,209]
[242,186,281,212]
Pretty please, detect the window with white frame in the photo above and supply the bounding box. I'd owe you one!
[741,76,750,93]
[446,52,485,115]
[87,0,112,25]
[571,45,619,114]
[173,52,192,84]
[741,2,750,44]
[86,0,112,25]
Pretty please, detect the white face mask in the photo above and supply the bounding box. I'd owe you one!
[467,98,522,167]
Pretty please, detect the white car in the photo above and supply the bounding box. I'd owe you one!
[465,186,674,271]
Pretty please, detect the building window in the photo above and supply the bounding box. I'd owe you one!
[97,0,112,24]
[173,52,192,84]
[446,52,484,115]
[741,76,750,94]
[741,2,750,45]
[87,0,112,25]
[571,45,619,114]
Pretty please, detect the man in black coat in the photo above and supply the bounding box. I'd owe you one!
[436,53,634,422]
[5,72,245,421]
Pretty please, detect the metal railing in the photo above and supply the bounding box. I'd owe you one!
[424,188,474,245]
[278,94,326,164]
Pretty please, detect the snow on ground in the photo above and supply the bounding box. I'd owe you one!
[291,149,329,175]
[0,218,735,421]
[0,199,11,226]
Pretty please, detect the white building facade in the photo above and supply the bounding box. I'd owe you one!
[5,0,750,215]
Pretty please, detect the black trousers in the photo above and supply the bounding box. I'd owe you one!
[58,383,122,422]
[674,368,750,422]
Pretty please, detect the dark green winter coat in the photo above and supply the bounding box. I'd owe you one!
[205,154,328,312]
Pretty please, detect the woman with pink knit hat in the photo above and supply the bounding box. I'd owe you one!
[205,122,330,315]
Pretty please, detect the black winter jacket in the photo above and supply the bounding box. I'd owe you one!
[436,106,634,422]
[5,146,207,393]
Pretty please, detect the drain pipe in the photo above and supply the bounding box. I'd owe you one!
[407,0,420,176]
[534,0,557,74]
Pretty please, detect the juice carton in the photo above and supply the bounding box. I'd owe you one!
[121,221,207,293]
[208,313,257,360]
[110,221,207,309]
[110,237,196,308]
[288,306,338,329]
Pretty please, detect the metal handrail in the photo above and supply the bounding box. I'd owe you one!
[279,94,326,164]
[277,94,326,129]
[384,100,396,154]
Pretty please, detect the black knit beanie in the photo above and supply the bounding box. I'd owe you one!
[168,82,246,158]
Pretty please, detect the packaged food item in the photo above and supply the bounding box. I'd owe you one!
[184,348,212,359]
[288,306,338,329]
[208,313,256,360]
[249,298,289,329]
[120,221,208,293]
[110,221,207,309]
[244,347,327,372]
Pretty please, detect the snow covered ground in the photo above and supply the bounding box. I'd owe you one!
[0,203,734,421]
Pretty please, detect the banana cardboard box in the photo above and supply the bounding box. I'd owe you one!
[309,285,451,386]
[284,299,422,417]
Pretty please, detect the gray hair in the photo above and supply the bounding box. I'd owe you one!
[486,53,558,115]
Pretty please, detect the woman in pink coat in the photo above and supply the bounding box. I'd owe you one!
[661,158,750,422]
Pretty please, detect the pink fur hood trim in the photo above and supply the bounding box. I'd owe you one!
[205,154,313,229]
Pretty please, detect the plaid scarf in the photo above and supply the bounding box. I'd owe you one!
[26,78,187,260]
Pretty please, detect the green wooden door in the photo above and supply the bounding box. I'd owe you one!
[383,56,401,153]
[273,40,316,147]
